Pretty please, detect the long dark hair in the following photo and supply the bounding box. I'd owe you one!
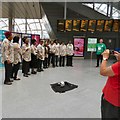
[22,37,28,43]
[13,36,19,43]
[31,39,36,45]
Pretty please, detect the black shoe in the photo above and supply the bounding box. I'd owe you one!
[4,82,12,85]
[40,69,44,71]
[96,66,99,67]
[27,73,31,75]
[37,69,41,72]
[23,74,28,77]
[31,71,37,74]
[10,80,14,82]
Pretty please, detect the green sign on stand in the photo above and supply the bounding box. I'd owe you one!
[87,38,97,52]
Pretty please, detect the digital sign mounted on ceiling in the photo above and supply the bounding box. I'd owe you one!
[65,20,73,32]
[112,20,119,32]
[57,20,65,32]
[80,20,88,32]
[73,20,80,31]
[88,20,96,32]
[104,20,113,32]
[96,20,105,32]
[57,19,119,32]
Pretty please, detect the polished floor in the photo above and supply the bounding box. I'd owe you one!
[1,59,111,118]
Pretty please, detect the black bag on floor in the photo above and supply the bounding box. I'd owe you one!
[50,81,78,93]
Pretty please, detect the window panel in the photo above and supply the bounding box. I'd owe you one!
[2,26,8,31]
[27,19,35,24]
[35,23,41,30]
[83,3,120,19]
[29,23,37,30]
[15,19,25,25]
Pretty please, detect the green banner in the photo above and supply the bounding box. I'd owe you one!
[87,38,97,52]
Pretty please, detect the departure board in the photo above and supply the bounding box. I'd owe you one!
[57,20,65,32]
[112,20,119,32]
[104,20,113,32]
[65,20,72,31]
[80,20,88,32]
[88,20,96,32]
[96,20,105,32]
[73,20,80,31]
[57,19,119,33]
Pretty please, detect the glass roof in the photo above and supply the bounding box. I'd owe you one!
[0,18,50,39]
[83,3,120,19]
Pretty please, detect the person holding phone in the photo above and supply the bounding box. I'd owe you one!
[100,49,120,119]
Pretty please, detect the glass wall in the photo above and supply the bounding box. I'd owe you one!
[0,18,50,39]
[83,3,120,19]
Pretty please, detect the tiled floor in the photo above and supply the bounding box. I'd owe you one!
[1,59,110,118]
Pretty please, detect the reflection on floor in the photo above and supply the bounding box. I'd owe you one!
[1,59,110,118]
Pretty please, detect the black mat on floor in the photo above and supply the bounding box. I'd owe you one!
[50,81,78,93]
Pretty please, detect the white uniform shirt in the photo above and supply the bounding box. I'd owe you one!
[37,44,45,60]
[22,44,31,62]
[66,44,74,56]
[59,44,66,56]
[1,38,14,63]
[55,43,60,56]
[48,44,52,53]
[31,44,37,56]
[51,43,56,54]
[13,43,22,64]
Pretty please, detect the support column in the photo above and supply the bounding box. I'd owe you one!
[64,0,67,19]
[8,3,14,32]
[25,18,27,33]
[110,3,113,19]
[107,3,109,17]
[93,2,95,10]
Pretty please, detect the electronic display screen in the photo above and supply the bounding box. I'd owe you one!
[104,20,113,32]
[88,20,96,32]
[73,20,80,31]
[57,20,65,32]
[65,20,72,31]
[112,20,119,32]
[80,20,88,32]
[96,20,105,32]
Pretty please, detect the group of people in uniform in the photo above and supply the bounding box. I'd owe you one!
[1,31,74,85]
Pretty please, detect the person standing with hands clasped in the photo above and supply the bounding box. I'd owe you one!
[11,36,22,80]
[100,49,120,119]
[66,41,74,67]
[1,32,14,85]
[22,37,31,77]
[96,39,106,67]
[30,39,37,74]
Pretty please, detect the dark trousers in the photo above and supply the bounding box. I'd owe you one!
[55,55,59,66]
[43,57,48,68]
[48,53,52,67]
[97,54,103,67]
[11,62,20,79]
[51,53,55,67]
[101,94,120,119]
[4,61,12,83]
[22,60,30,75]
[59,56,65,67]
[66,55,73,66]
[37,59,43,70]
